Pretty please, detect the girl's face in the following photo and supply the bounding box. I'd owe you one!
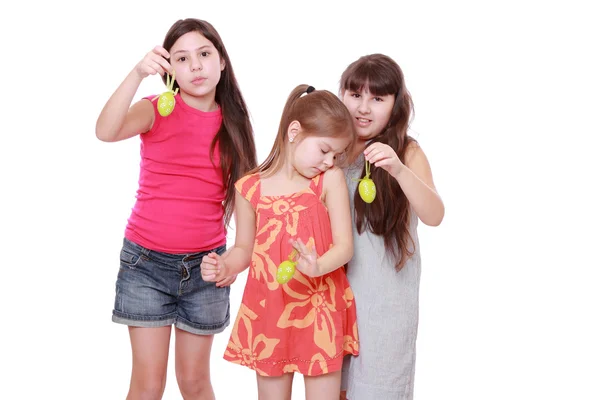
[288,123,351,179]
[342,88,394,142]
[170,31,225,101]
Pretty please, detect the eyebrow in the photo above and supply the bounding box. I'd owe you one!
[172,45,212,55]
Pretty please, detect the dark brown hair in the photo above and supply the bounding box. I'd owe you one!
[255,84,356,176]
[340,54,416,270]
[162,18,257,226]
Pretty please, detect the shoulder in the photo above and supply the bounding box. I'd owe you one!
[235,172,260,195]
[323,166,344,182]
[322,167,347,192]
[404,141,429,168]
[126,97,157,136]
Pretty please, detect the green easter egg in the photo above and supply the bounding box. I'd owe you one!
[276,260,296,284]
[157,92,176,117]
[359,178,376,203]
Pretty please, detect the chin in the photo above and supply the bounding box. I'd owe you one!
[357,130,376,141]
[300,169,320,179]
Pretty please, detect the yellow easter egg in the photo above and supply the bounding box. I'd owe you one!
[276,260,296,284]
[359,178,376,203]
[157,92,176,117]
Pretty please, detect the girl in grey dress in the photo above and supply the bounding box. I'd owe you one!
[338,54,445,400]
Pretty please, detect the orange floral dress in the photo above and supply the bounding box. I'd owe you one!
[224,172,359,376]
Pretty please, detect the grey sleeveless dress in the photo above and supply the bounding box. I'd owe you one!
[341,155,421,400]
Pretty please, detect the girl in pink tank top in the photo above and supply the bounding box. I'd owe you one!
[96,18,256,399]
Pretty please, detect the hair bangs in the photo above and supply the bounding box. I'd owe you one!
[342,58,400,97]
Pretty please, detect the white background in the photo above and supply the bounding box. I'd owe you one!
[1,0,599,399]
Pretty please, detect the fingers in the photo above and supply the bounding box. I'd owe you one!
[200,252,221,281]
[151,46,172,74]
[288,238,318,277]
[136,46,173,79]
[289,238,309,256]
[288,238,318,259]
[364,146,387,164]
[216,274,237,287]
[153,45,170,59]
[374,158,394,168]
[364,143,402,171]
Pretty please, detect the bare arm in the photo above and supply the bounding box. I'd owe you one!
[95,46,172,142]
[292,167,353,276]
[201,191,256,281]
[395,144,445,226]
[365,141,445,227]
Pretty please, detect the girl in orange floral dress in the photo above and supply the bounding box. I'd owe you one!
[201,84,359,399]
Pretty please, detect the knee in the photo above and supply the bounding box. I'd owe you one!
[128,381,166,400]
[176,372,212,398]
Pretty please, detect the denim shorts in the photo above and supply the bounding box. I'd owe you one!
[112,238,230,335]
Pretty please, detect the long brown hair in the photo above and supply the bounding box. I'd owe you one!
[162,18,257,226]
[255,84,356,176]
[340,54,415,270]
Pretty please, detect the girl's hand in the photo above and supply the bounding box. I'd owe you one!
[216,274,237,287]
[364,142,405,179]
[215,247,237,287]
[135,46,172,80]
[290,239,320,277]
[201,252,227,282]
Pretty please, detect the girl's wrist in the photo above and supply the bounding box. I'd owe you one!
[394,163,408,183]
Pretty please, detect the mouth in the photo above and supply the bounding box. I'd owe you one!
[192,77,206,85]
[355,117,371,127]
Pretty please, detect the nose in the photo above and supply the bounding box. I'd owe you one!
[190,55,203,72]
[357,97,370,114]
[323,153,335,168]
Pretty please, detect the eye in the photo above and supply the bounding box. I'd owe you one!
[374,96,383,102]
[321,149,327,154]
[177,56,186,62]
[200,51,210,57]
[351,93,360,98]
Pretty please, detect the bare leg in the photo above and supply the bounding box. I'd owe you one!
[127,326,172,400]
[174,328,215,400]
[304,370,342,400]
[256,372,294,400]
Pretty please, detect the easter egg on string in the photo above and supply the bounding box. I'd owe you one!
[359,178,376,203]
[358,160,376,203]
[157,92,176,116]
[152,70,179,117]
[276,249,298,284]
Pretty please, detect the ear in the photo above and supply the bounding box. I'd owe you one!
[220,58,226,71]
[287,120,301,143]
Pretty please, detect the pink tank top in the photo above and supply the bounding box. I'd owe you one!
[125,94,226,253]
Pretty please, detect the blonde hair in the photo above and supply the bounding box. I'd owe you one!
[254,84,356,177]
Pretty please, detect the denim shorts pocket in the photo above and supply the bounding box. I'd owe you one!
[119,246,142,269]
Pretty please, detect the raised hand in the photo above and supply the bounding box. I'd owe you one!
[364,142,404,179]
[134,46,173,80]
